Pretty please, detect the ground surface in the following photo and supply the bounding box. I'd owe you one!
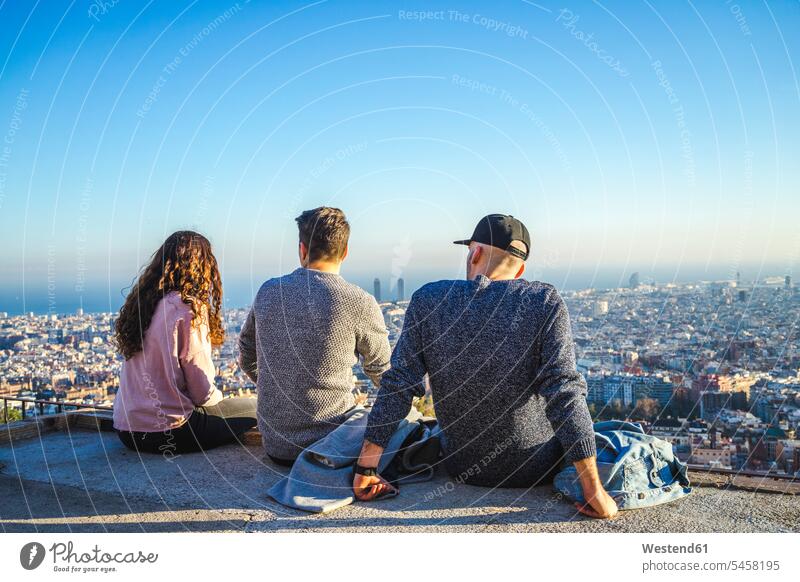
[1,429,798,533]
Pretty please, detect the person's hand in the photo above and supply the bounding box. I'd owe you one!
[575,485,618,519]
[572,456,618,519]
[353,472,397,501]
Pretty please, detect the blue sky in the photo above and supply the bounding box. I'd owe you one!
[0,0,798,313]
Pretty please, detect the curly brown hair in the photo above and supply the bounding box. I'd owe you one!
[114,231,224,360]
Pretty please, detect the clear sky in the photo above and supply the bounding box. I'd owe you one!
[0,0,798,313]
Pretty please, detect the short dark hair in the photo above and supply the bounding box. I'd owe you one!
[295,207,350,262]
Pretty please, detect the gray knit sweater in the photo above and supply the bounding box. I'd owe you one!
[364,276,596,487]
[239,267,391,460]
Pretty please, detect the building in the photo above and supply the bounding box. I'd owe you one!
[586,374,656,408]
[373,278,381,302]
[629,272,640,289]
[776,439,800,474]
[650,378,675,407]
[592,300,609,317]
[700,390,747,419]
[397,278,405,302]
[586,376,604,404]
[690,445,734,469]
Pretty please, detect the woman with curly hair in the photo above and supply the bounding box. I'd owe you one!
[113,231,257,455]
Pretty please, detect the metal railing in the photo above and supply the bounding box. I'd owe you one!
[0,396,797,482]
[686,464,798,481]
[1,395,112,422]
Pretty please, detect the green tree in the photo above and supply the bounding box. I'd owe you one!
[631,398,661,421]
[0,407,22,424]
[596,399,630,421]
[412,395,436,418]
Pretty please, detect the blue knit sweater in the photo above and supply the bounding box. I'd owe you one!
[364,275,597,487]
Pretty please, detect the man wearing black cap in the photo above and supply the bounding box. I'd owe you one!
[352,214,618,519]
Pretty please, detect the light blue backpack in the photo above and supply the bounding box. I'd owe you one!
[553,420,692,510]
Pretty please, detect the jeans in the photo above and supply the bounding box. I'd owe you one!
[117,397,258,455]
[440,430,565,488]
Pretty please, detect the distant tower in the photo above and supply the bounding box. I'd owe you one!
[373,278,381,302]
[397,278,405,302]
[629,272,640,289]
[786,275,792,289]
[76,307,84,317]
[736,271,741,287]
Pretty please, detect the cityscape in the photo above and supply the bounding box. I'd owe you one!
[1,273,798,478]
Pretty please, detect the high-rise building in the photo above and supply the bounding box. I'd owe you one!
[373,278,381,302]
[786,275,792,289]
[586,375,604,404]
[397,278,405,302]
[76,307,84,317]
[629,272,640,289]
[650,379,675,407]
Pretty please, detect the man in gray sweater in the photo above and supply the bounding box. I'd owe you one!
[353,214,618,519]
[239,207,391,464]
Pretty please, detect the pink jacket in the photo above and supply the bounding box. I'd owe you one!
[113,292,222,432]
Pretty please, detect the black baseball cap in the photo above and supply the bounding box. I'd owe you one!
[453,214,530,260]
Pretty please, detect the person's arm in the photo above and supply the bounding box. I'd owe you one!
[177,313,222,407]
[354,296,427,501]
[536,288,596,463]
[353,438,394,501]
[536,289,616,519]
[355,296,391,388]
[238,306,258,383]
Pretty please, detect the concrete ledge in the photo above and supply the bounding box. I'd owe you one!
[690,471,800,495]
[1,429,798,533]
[0,417,60,445]
[0,411,113,446]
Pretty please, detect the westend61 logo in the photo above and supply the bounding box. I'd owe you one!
[19,541,158,574]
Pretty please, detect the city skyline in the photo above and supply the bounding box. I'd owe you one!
[3,276,798,477]
[0,268,794,317]
[0,1,798,317]
[0,273,794,316]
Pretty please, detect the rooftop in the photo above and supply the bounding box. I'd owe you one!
[1,418,798,533]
